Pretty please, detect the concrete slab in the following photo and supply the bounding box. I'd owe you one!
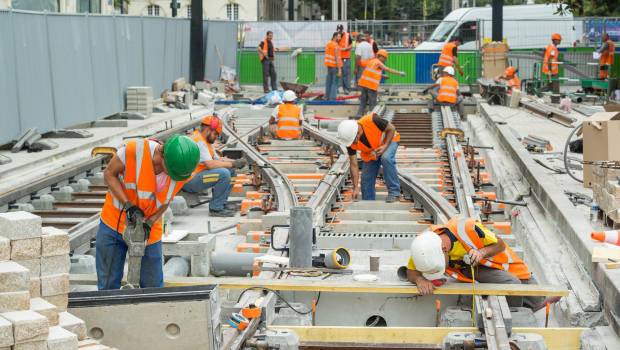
[0,261,29,293]
[1,310,49,343]
[0,212,41,240]
[328,220,428,233]
[333,210,421,221]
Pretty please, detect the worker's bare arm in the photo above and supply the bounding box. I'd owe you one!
[407,269,435,295]
[204,159,234,170]
[349,155,360,199]
[104,156,130,206]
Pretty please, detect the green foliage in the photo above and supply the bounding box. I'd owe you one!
[541,0,620,16]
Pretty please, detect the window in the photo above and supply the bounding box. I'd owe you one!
[187,5,192,18]
[226,3,239,21]
[455,21,477,44]
[147,5,160,16]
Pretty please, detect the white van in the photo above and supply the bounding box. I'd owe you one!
[415,4,581,51]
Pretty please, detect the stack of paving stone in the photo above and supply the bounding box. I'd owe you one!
[591,165,620,223]
[126,86,153,117]
[0,211,115,350]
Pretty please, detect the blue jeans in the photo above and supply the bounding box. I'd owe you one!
[325,67,338,100]
[361,142,400,200]
[182,168,235,211]
[340,59,351,92]
[95,221,163,289]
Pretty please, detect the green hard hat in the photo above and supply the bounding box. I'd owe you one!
[163,135,200,181]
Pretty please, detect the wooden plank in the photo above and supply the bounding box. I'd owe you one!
[592,247,620,263]
[269,326,584,350]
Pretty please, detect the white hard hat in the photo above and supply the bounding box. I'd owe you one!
[283,90,297,102]
[443,66,455,76]
[410,231,445,281]
[336,120,359,146]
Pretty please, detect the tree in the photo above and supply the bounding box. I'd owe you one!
[541,0,620,16]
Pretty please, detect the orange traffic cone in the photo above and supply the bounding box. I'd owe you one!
[591,230,620,245]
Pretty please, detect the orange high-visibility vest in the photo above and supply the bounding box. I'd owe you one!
[350,114,401,162]
[438,42,457,67]
[339,31,351,59]
[542,43,559,75]
[324,41,340,68]
[189,130,215,177]
[436,217,531,282]
[600,39,615,79]
[100,139,186,245]
[276,103,302,139]
[507,75,521,90]
[358,58,383,91]
[259,38,269,61]
[437,76,459,104]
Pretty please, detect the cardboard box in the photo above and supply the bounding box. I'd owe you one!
[482,42,508,79]
[583,112,620,187]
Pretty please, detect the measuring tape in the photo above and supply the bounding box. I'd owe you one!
[228,313,249,331]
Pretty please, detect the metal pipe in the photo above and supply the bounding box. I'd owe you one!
[210,252,262,277]
[289,206,313,268]
[163,257,190,277]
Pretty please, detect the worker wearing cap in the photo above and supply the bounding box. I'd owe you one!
[337,24,353,94]
[269,90,303,140]
[494,66,521,91]
[426,66,464,117]
[96,135,199,289]
[325,32,343,101]
[336,114,401,203]
[407,218,548,309]
[596,33,615,80]
[182,116,247,217]
[257,31,278,93]
[437,37,463,76]
[543,33,562,94]
[357,49,406,118]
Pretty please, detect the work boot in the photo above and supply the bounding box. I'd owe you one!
[209,208,236,217]
[224,202,241,211]
[385,195,399,203]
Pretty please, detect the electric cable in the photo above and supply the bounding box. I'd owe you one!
[563,123,583,183]
[236,287,314,315]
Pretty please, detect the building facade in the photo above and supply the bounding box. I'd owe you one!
[127,0,258,21]
[0,0,115,14]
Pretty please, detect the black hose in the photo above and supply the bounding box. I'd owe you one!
[563,123,583,183]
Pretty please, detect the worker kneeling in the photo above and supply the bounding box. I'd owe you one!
[270,90,303,140]
[407,217,550,310]
[337,113,401,202]
[182,116,247,217]
[428,66,464,118]
[494,66,521,92]
[97,135,200,289]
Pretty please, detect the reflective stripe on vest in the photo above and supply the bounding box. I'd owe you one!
[542,43,559,75]
[358,58,383,91]
[437,76,459,104]
[350,113,400,162]
[339,31,351,59]
[276,104,302,139]
[325,41,339,67]
[189,130,215,177]
[438,42,456,67]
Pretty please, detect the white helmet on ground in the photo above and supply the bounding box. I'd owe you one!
[336,120,359,146]
[443,66,455,76]
[283,90,297,102]
[410,231,445,281]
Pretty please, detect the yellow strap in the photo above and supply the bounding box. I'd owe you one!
[471,265,476,327]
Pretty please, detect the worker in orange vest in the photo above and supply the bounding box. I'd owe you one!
[356,49,405,118]
[425,66,464,117]
[96,135,200,289]
[182,116,247,217]
[269,90,303,140]
[257,31,278,93]
[324,32,343,100]
[366,31,379,55]
[437,37,463,76]
[336,114,401,203]
[337,24,353,94]
[406,217,557,310]
[494,66,521,91]
[596,33,615,80]
[543,33,562,94]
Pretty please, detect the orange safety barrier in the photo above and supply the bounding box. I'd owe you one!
[246,231,271,244]
[241,199,263,215]
[286,173,324,180]
[245,191,269,199]
[477,192,497,201]
[236,242,269,253]
[231,184,245,194]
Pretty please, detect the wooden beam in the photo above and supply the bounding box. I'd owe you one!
[269,326,584,350]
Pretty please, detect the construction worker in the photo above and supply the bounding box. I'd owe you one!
[257,31,278,94]
[337,24,353,94]
[494,66,521,91]
[269,90,303,140]
[324,32,342,101]
[426,66,464,117]
[366,31,379,55]
[336,114,401,203]
[96,135,199,289]
[182,116,247,217]
[596,33,615,80]
[356,49,406,118]
[437,36,463,76]
[406,218,554,310]
[354,33,374,88]
[543,33,562,94]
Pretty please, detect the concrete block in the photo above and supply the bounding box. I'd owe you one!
[0,315,13,347]
[0,291,29,312]
[0,261,29,293]
[1,310,49,343]
[0,237,9,261]
[237,219,263,235]
[29,278,40,298]
[29,298,58,327]
[0,212,41,240]
[12,340,46,350]
[12,259,40,278]
[47,326,77,350]
[40,228,69,257]
[261,212,289,230]
[58,312,86,341]
[40,255,70,277]
[43,295,67,312]
[10,238,41,260]
[41,274,69,297]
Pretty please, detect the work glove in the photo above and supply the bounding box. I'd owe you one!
[399,71,406,77]
[232,158,247,169]
[124,204,144,226]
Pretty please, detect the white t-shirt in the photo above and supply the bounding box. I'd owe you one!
[116,140,168,193]
[355,42,374,61]
[271,104,304,120]
[196,139,220,162]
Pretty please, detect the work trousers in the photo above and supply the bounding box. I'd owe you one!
[361,142,400,200]
[182,168,235,211]
[262,59,277,93]
[325,67,339,100]
[356,87,378,118]
[460,265,544,309]
[547,74,560,94]
[95,221,163,290]
[340,58,351,93]
[355,65,363,88]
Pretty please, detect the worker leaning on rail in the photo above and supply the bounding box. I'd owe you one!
[543,33,562,94]
[182,116,247,217]
[269,90,303,140]
[437,36,463,76]
[494,66,521,91]
[336,114,401,203]
[596,32,615,80]
[97,135,199,289]
[356,49,406,118]
[426,66,465,117]
[406,217,556,310]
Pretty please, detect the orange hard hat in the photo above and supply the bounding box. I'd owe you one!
[377,49,389,59]
[201,115,222,134]
[505,66,516,76]
[551,33,562,41]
